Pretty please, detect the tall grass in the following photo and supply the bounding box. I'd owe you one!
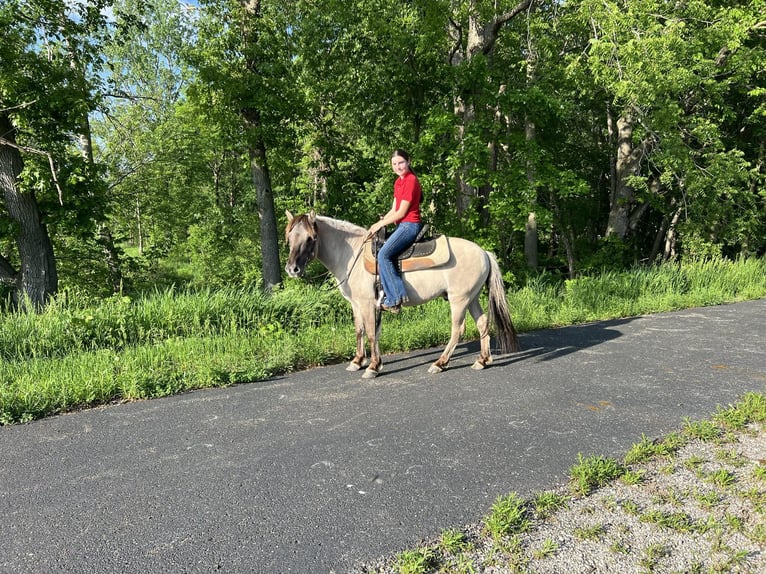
[2,257,765,424]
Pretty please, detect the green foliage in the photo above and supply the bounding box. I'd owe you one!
[394,547,438,574]
[3,0,766,299]
[682,418,723,443]
[484,493,530,540]
[569,454,625,496]
[532,491,570,519]
[624,433,686,465]
[439,528,470,555]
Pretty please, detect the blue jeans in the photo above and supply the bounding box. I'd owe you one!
[377,222,422,306]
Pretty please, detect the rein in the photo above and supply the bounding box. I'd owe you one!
[333,238,369,289]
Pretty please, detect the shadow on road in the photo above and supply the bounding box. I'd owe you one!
[379,317,637,375]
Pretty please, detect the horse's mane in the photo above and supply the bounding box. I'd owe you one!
[316,215,366,236]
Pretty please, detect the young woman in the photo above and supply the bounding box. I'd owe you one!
[367,149,423,313]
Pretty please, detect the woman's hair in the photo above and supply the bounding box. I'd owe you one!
[391,149,411,162]
[391,149,416,175]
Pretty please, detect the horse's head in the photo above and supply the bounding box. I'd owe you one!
[284,210,319,278]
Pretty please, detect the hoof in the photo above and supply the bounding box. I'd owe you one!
[471,360,486,370]
[362,368,379,379]
[346,362,362,372]
[428,364,445,374]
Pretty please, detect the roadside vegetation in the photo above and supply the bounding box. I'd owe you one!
[359,392,766,574]
[1,256,765,426]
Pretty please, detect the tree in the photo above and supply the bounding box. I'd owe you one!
[189,0,300,290]
[447,0,532,226]
[0,0,112,306]
[571,0,766,261]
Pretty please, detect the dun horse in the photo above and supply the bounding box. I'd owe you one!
[284,211,520,378]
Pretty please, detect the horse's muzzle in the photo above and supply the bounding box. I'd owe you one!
[285,263,304,278]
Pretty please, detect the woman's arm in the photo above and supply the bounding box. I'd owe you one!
[367,199,411,238]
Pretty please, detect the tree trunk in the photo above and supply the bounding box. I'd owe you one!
[0,113,58,308]
[524,18,539,270]
[240,0,282,290]
[606,113,643,239]
[663,206,682,262]
[247,135,282,290]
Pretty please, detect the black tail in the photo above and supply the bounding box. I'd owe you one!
[486,252,520,354]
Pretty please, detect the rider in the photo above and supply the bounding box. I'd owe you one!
[367,149,423,313]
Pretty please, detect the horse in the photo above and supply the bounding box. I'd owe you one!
[284,210,520,378]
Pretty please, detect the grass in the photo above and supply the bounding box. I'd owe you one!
[484,493,530,540]
[1,256,766,425]
[569,454,626,496]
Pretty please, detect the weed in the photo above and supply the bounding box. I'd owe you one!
[659,462,676,475]
[449,554,477,574]
[710,527,731,554]
[569,454,625,496]
[692,489,722,509]
[532,538,558,559]
[639,543,670,572]
[625,432,684,465]
[609,538,630,554]
[738,486,766,511]
[532,491,569,519]
[746,523,766,543]
[683,418,722,442]
[624,434,661,465]
[439,529,470,554]
[619,498,641,516]
[752,465,766,482]
[640,509,698,533]
[715,448,745,467]
[734,393,766,423]
[394,547,437,574]
[713,405,750,431]
[573,524,606,541]
[723,513,744,532]
[657,487,685,506]
[484,493,530,540]
[600,495,617,511]
[683,455,706,471]
[706,469,736,488]
[621,469,646,485]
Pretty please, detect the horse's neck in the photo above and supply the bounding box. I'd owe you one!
[315,218,366,278]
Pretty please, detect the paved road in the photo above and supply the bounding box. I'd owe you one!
[1,300,765,573]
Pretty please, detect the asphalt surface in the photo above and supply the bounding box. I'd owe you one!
[1,300,765,574]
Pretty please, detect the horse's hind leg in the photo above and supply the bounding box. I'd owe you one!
[468,298,492,370]
[428,298,468,374]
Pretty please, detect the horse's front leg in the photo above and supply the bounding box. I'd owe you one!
[362,304,382,379]
[346,306,369,372]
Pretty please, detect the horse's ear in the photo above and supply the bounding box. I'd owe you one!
[285,210,294,223]
[308,209,316,223]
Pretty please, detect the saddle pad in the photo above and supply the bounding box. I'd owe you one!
[363,235,451,274]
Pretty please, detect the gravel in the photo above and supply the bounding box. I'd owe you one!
[351,423,766,574]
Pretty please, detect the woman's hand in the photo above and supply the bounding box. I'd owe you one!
[367,219,385,239]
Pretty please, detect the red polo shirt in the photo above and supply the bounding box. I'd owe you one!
[394,171,422,223]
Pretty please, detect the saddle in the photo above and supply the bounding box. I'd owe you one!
[363,224,451,274]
